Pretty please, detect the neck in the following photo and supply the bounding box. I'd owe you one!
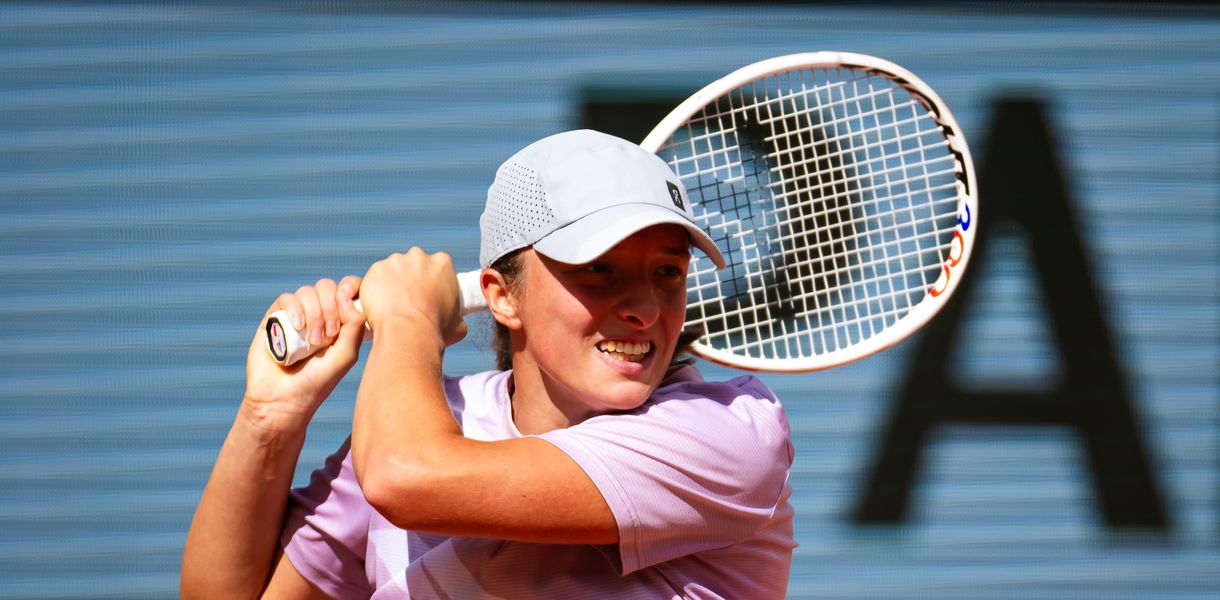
[507,353,596,435]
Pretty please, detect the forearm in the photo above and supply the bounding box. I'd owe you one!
[351,315,457,469]
[181,404,307,599]
[350,315,464,520]
[349,310,617,544]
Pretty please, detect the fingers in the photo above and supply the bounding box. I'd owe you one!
[265,247,461,364]
[270,292,304,330]
[271,277,360,348]
[316,278,342,343]
[361,248,459,325]
[296,281,326,346]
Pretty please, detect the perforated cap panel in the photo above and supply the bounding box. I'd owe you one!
[479,160,556,267]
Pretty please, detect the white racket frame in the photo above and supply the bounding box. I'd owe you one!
[640,51,977,373]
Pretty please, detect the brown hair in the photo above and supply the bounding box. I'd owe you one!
[488,249,701,371]
[489,250,526,371]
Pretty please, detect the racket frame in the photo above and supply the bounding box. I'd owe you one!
[641,51,977,373]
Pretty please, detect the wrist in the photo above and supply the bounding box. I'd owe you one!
[374,312,447,355]
[236,395,313,443]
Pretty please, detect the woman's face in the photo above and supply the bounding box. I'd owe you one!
[513,224,691,419]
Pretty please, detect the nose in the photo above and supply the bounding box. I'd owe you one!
[616,277,662,329]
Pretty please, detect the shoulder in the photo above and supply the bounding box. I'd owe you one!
[550,364,792,482]
[643,365,792,461]
[440,369,510,413]
[443,369,511,399]
[442,369,516,440]
[655,364,782,407]
[537,366,793,571]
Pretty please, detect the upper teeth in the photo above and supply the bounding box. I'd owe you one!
[598,340,650,355]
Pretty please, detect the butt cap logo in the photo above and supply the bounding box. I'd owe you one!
[666,181,684,210]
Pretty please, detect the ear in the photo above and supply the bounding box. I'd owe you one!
[481,267,523,330]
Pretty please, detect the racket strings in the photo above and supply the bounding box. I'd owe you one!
[690,204,956,302]
[670,97,947,190]
[781,72,854,354]
[687,196,960,331]
[682,223,949,327]
[844,70,939,347]
[661,66,965,360]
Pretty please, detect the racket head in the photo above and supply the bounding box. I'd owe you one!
[643,52,977,373]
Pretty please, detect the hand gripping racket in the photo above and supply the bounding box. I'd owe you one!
[267,51,977,372]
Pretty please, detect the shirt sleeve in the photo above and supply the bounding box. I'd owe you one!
[537,374,793,575]
[280,437,374,599]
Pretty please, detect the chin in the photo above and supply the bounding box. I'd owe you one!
[597,381,658,412]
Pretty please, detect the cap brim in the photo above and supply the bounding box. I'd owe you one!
[532,204,726,269]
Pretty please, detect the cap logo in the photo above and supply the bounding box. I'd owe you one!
[666,181,684,210]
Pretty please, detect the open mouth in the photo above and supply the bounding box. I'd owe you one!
[596,340,652,363]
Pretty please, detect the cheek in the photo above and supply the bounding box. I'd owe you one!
[519,287,594,351]
[663,290,688,328]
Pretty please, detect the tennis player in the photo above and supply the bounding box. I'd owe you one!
[182,130,795,599]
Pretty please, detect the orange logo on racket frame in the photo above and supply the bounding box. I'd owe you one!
[930,204,972,298]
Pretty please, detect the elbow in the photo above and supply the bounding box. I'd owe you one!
[352,433,471,531]
[359,469,404,524]
[358,456,438,530]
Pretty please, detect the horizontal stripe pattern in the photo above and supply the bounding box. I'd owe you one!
[0,3,1216,598]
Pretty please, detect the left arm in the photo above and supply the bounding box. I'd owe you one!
[349,249,617,545]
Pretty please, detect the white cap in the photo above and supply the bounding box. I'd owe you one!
[479,129,726,269]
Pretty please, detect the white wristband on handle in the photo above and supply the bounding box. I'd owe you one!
[264,269,486,366]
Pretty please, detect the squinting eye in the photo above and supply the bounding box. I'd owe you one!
[657,265,686,278]
[584,263,612,274]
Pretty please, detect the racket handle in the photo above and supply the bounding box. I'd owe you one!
[264,269,486,366]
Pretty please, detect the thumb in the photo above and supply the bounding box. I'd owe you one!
[339,301,367,338]
[325,296,367,365]
[444,319,468,348]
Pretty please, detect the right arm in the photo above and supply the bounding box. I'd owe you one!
[181,277,364,599]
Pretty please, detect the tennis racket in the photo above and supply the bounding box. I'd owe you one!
[267,51,977,372]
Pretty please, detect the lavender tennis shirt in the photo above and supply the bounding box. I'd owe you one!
[281,365,795,599]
